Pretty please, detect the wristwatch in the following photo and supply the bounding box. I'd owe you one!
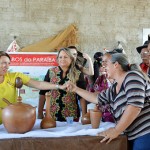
[56,84,59,89]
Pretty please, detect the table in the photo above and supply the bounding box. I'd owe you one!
[0,120,128,150]
[0,135,127,150]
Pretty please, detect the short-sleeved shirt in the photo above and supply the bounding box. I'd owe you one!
[39,66,85,121]
[98,71,150,140]
[0,72,30,124]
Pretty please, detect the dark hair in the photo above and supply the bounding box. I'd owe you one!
[67,45,77,50]
[94,52,103,60]
[0,51,11,60]
[93,52,103,82]
[68,46,87,67]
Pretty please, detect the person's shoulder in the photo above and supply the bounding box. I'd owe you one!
[5,72,30,83]
[6,72,22,77]
[127,71,143,76]
[125,71,145,81]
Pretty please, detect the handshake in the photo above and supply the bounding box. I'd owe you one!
[58,81,77,92]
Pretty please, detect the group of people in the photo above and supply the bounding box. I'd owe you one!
[0,51,67,124]
[0,41,150,150]
[38,46,94,121]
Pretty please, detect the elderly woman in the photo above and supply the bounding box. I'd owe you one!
[39,48,87,122]
[66,52,150,150]
[0,51,65,124]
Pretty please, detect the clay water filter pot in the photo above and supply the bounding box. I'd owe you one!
[2,77,36,133]
[40,92,56,129]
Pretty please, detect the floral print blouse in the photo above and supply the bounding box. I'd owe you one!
[39,66,83,121]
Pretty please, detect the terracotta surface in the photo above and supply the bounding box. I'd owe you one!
[81,109,91,125]
[15,77,23,89]
[2,77,36,133]
[90,109,102,129]
[2,101,36,133]
[40,92,56,129]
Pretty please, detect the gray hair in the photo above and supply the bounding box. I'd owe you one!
[110,53,149,81]
[110,53,129,71]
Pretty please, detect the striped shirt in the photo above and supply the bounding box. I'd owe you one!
[98,71,150,140]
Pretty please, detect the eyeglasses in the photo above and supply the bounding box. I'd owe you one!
[141,51,149,55]
[141,51,150,58]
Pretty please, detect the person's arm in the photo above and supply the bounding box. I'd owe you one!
[80,53,94,75]
[25,78,65,90]
[67,81,98,104]
[98,105,141,143]
[37,70,50,119]
[115,105,141,134]
[76,73,87,115]
[98,72,145,143]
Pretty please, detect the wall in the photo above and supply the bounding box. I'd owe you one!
[0,0,150,63]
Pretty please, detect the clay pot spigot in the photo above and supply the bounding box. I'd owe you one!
[15,77,23,101]
[1,77,36,133]
[40,92,56,129]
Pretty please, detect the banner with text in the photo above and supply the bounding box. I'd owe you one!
[8,52,58,66]
[8,52,58,115]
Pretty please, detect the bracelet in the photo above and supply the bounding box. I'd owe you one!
[56,84,59,89]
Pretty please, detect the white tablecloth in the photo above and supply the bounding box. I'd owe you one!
[0,119,115,139]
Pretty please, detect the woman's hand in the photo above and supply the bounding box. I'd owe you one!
[82,53,94,75]
[83,53,91,61]
[66,81,77,92]
[97,127,120,144]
